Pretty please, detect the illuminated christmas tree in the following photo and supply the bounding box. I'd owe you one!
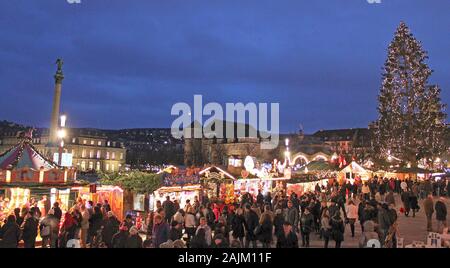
[373,22,447,168]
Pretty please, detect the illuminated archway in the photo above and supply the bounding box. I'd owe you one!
[292,153,310,166]
[313,154,328,162]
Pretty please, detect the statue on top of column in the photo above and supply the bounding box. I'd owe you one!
[54,58,64,84]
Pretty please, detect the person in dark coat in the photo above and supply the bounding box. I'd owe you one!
[190,228,208,248]
[152,214,170,248]
[401,191,411,217]
[273,209,285,238]
[102,211,120,248]
[0,215,21,248]
[256,213,273,248]
[21,212,39,248]
[256,191,264,207]
[13,208,24,227]
[124,214,134,231]
[264,192,272,208]
[169,221,183,241]
[435,197,448,233]
[244,204,259,248]
[125,226,143,248]
[276,222,299,248]
[52,202,63,222]
[299,207,314,247]
[112,225,129,248]
[286,200,299,232]
[330,214,345,248]
[88,206,104,244]
[39,209,59,248]
[212,233,229,248]
[102,200,112,213]
[43,195,51,215]
[231,208,246,247]
[162,196,176,223]
[358,200,366,232]
[377,203,392,244]
[408,193,419,218]
[214,217,230,243]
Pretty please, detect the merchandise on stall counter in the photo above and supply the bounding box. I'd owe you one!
[153,185,202,209]
[287,179,328,197]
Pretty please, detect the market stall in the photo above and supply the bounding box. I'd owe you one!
[0,137,79,218]
[391,167,433,181]
[153,167,201,208]
[199,165,236,204]
[234,156,289,197]
[286,177,329,196]
[338,161,372,183]
[71,185,124,221]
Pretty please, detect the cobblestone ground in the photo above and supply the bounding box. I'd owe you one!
[240,195,449,248]
[299,195,449,248]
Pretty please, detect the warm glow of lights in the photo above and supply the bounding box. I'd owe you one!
[57,129,66,139]
[60,114,67,127]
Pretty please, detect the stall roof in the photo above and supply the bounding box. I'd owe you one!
[0,139,57,170]
[392,167,434,174]
[199,165,236,180]
[297,161,338,173]
[340,161,369,174]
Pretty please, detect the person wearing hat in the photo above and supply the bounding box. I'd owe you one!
[112,224,129,248]
[435,197,447,233]
[276,222,298,248]
[125,226,143,248]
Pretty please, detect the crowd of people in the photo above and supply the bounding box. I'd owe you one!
[0,176,448,248]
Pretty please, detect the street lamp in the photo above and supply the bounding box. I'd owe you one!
[58,114,67,166]
[60,114,67,128]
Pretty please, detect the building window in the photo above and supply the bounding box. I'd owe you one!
[106,163,109,171]
[98,141,102,146]
[89,162,94,170]
[120,153,123,160]
[89,150,94,158]
[71,149,76,157]
[107,141,111,147]
[83,140,87,145]
[82,149,86,158]
[106,152,110,159]
[72,138,76,143]
[81,161,86,171]
[111,164,115,172]
[91,140,95,145]
[112,152,116,160]
[96,150,101,159]
[96,162,101,171]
